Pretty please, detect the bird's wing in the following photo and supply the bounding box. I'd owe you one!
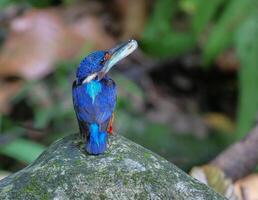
[72,79,116,133]
[86,78,116,124]
[72,81,89,139]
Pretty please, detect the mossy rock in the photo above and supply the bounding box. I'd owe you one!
[0,134,225,200]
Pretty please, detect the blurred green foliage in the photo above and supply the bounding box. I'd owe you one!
[142,0,258,140]
[142,0,258,63]
[0,137,45,164]
[142,0,196,57]
[204,0,258,64]
[191,0,225,34]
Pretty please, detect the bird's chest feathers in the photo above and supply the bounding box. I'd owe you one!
[85,80,102,103]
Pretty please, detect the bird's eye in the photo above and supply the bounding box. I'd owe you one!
[104,53,111,60]
[101,53,111,65]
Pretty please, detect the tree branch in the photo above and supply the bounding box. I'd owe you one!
[211,125,258,181]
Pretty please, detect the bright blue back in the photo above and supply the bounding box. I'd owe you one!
[72,77,116,125]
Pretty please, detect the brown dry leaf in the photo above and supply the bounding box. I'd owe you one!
[0,9,85,80]
[190,164,238,199]
[234,174,258,200]
[0,8,116,80]
[0,81,22,113]
[60,0,115,49]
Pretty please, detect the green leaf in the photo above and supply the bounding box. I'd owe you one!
[143,0,177,39]
[235,13,258,139]
[203,0,258,64]
[0,138,45,164]
[192,0,225,34]
[142,0,176,45]
[142,31,196,57]
[179,0,198,14]
[142,0,196,57]
[0,0,53,8]
[0,0,10,8]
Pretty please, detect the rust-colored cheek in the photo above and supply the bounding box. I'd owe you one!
[104,53,111,60]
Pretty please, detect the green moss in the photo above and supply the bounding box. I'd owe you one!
[143,152,151,159]
[21,179,49,200]
[0,134,225,200]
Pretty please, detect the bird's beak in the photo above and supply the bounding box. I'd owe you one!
[97,39,138,80]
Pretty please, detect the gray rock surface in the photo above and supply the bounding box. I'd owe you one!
[0,134,225,200]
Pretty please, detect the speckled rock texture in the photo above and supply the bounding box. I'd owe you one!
[0,134,225,200]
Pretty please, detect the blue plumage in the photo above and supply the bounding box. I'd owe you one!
[72,40,138,155]
[73,77,116,125]
[76,51,106,84]
[86,124,107,155]
[86,81,102,104]
[72,52,116,155]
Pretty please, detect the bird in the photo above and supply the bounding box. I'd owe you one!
[72,40,138,155]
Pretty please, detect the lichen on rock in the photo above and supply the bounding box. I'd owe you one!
[0,134,225,200]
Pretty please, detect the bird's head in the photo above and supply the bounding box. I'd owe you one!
[76,40,138,84]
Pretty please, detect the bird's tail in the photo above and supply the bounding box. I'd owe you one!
[86,123,107,155]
